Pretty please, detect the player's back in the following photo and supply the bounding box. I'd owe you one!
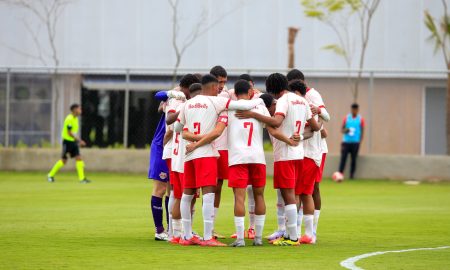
[182,95,229,161]
[304,88,325,165]
[227,104,269,166]
[273,92,311,161]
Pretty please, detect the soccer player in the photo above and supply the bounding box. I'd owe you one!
[287,69,330,240]
[47,104,91,184]
[209,65,229,239]
[163,74,200,241]
[173,75,264,246]
[236,73,320,246]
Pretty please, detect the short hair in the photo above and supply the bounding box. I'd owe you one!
[287,69,305,82]
[210,65,227,78]
[201,74,218,85]
[288,79,307,96]
[189,83,202,93]
[351,103,359,109]
[70,104,80,111]
[260,93,274,108]
[179,73,200,88]
[234,80,251,96]
[265,73,288,95]
[238,73,254,83]
[193,73,203,81]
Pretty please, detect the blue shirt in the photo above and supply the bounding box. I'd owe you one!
[343,114,364,143]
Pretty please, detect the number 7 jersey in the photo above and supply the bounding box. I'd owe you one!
[227,104,271,166]
[273,92,312,162]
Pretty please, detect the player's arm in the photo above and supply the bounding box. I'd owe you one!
[360,118,365,142]
[185,122,227,153]
[182,130,203,142]
[341,118,349,134]
[320,127,328,139]
[163,129,173,146]
[266,126,300,146]
[166,111,180,125]
[234,110,283,128]
[307,116,321,132]
[310,105,330,122]
[303,125,314,140]
[66,122,85,146]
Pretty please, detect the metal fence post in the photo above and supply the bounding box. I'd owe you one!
[123,70,130,148]
[368,71,374,153]
[5,69,10,147]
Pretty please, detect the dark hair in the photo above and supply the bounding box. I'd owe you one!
[189,83,202,93]
[260,93,274,108]
[351,103,359,109]
[288,79,307,96]
[70,104,80,111]
[193,73,203,81]
[234,80,251,96]
[210,65,227,78]
[238,73,254,83]
[265,73,288,95]
[179,73,200,88]
[286,69,305,82]
[201,74,218,85]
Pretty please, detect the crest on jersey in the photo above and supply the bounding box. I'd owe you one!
[159,172,168,180]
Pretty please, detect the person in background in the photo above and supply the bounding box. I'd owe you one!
[47,104,91,184]
[338,103,365,179]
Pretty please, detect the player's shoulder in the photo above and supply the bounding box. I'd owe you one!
[65,114,75,121]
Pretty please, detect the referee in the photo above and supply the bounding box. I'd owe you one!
[47,104,91,183]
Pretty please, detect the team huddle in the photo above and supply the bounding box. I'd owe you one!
[149,66,330,247]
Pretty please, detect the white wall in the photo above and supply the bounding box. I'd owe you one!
[0,0,446,71]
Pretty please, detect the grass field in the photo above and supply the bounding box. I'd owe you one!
[0,171,449,269]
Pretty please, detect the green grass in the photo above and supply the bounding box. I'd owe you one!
[0,172,449,269]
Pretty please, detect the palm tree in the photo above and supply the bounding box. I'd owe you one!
[424,0,450,154]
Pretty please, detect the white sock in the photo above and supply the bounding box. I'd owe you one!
[247,185,255,229]
[173,219,182,238]
[255,215,265,239]
[213,207,219,231]
[314,210,320,235]
[167,191,175,238]
[276,189,286,231]
[285,204,298,241]
[304,214,314,238]
[180,194,194,239]
[297,207,303,237]
[234,216,245,240]
[191,207,196,226]
[203,193,215,241]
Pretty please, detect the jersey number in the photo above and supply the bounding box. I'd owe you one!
[295,121,302,134]
[244,122,253,146]
[193,122,201,135]
[173,133,180,156]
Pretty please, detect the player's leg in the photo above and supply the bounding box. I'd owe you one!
[251,164,266,246]
[230,187,246,247]
[75,155,90,183]
[312,182,321,235]
[151,179,168,240]
[166,184,174,240]
[247,185,256,238]
[213,150,228,239]
[213,179,224,238]
[169,172,183,244]
[298,158,317,244]
[338,143,350,174]
[349,143,360,179]
[179,160,199,245]
[48,149,67,182]
[296,197,303,239]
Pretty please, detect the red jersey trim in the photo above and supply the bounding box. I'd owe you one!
[274,112,285,117]
[225,99,231,109]
[306,88,311,93]
[318,105,325,109]
[217,116,229,126]
[183,128,188,131]
[176,118,181,122]
[168,109,176,113]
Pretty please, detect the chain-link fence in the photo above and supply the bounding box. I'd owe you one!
[0,67,447,155]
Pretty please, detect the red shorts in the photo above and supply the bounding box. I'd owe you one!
[184,157,218,188]
[273,160,303,189]
[165,158,172,172]
[296,157,319,195]
[217,150,229,180]
[317,153,327,183]
[228,163,266,188]
[170,171,184,199]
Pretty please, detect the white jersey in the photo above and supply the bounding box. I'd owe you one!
[214,89,262,150]
[171,102,186,173]
[273,92,312,162]
[162,97,183,160]
[227,104,270,166]
[304,88,326,165]
[177,95,230,162]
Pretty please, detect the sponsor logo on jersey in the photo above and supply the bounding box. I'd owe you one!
[291,100,306,106]
[188,103,208,109]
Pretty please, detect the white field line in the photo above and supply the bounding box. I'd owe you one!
[340,246,450,270]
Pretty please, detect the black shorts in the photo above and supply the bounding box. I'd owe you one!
[61,140,80,159]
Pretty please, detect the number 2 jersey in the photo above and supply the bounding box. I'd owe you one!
[227,104,270,166]
[177,95,231,162]
[273,92,312,162]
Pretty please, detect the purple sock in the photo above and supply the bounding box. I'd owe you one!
[151,196,164,234]
[165,196,169,227]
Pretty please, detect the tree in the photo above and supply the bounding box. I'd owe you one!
[167,0,241,86]
[301,0,380,101]
[424,0,450,155]
[0,0,74,145]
